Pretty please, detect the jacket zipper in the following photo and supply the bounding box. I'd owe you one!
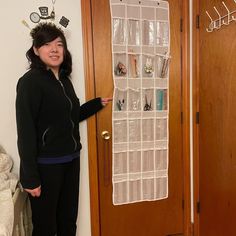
[42,127,50,146]
[58,80,78,151]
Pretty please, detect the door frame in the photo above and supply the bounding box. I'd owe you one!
[81,1,191,235]
[192,1,199,236]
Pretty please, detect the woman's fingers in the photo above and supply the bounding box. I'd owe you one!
[25,186,41,197]
[101,97,113,106]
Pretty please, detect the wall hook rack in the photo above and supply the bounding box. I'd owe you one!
[206,0,236,32]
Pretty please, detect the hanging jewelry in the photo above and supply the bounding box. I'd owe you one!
[59,16,70,28]
[22,20,31,30]
[144,57,153,74]
[30,0,56,23]
[130,54,139,78]
[143,95,152,111]
[39,7,49,17]
[30,12,41,23]
[50,0,56,20]
[160,52,171,78]
[115,62,127,76]
[28,0,70,28]
[117,99,125,111]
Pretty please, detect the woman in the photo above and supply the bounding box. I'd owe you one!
[16,22,111,236]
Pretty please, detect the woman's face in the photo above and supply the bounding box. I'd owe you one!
[33,37,64,72]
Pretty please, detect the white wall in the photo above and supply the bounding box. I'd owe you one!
[0,1,91,235]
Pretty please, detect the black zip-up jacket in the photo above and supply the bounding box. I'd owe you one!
[16,68,103,189]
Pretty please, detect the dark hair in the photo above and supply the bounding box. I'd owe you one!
[26,22,72,76]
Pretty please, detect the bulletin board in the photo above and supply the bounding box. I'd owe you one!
[110,0,170,205]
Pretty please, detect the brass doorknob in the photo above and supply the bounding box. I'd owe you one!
[101,131,111,140]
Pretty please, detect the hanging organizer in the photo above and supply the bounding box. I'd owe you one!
[110,0,170,205]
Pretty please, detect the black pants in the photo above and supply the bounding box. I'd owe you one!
[29,158,80,236]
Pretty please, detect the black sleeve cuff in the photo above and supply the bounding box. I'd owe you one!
[79,97,104,122]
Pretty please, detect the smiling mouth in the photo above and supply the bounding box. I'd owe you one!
[50,56,60,59]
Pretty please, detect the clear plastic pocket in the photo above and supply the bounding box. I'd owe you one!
[129,180,141,202]
[156,22,169,47]
[156,89,168,110]
[143,178,155,200]
[128,54,140,78]
[142,150,154,172]
[156,54,170,78]
[142,55,154,78]
[155,149,168,170]
[129,119,141,142]
[142,119,154,141]
[114,120,128,143]
[113,18,126,45]
[114,88,127,111]
[155,177,168,199]
[156,118,168,140]
[128,19,141,46]
[142,88,154,111]
[114,53,127,77]
[128,88,141,111]
[142,20,155,46]
[113,181,128,204]
[113,152,128,174]
[129,151,141,173]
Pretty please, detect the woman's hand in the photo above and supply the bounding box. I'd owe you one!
[101,98,113,107]
[24,186,41,197]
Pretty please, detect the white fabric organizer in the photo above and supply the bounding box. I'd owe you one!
[110,0,170,205]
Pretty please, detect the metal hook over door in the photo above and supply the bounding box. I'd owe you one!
[101,130,111,186]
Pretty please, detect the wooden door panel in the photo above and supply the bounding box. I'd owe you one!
[92,0,184,235]
[198,0,236,235]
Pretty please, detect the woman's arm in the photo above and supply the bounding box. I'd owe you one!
[79,97,112,122]
[16,76,42,190]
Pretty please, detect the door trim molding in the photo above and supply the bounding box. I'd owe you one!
[81,1,101,235]
[192,0,200,235]
[81,0,191,235]
[181,1,191,235]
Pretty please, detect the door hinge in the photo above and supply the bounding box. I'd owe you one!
[196,15,200,29]
[180,18,183,32]
[196,112,200,124]
[197,201,200,213]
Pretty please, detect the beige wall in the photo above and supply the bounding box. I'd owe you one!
[0,1,91,235]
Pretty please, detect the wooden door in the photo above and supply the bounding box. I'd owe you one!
[196,0,236,235]
[84,0,187,235]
